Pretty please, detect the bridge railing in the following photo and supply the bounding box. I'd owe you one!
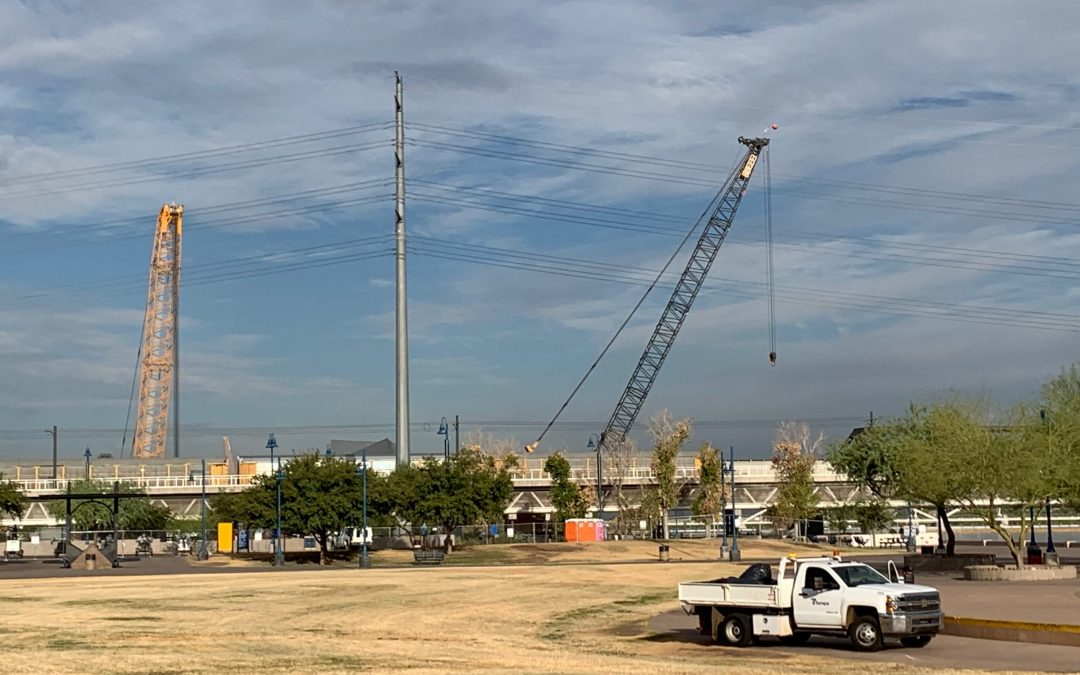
[11,474,257,496]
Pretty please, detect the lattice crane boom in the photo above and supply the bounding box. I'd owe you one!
[598,136,769,454]
[132,203,182,459]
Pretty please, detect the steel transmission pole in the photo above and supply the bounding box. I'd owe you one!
[394,71,410,468]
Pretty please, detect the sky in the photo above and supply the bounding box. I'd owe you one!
[1,0,1079,462]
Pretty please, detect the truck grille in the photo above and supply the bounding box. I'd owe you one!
[897,592,940,613]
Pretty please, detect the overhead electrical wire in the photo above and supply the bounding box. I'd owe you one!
[1,234,394,309]
[3,182,393,257]
[409,122,1080,214]
[0,139,393,201]
[409,189,1080,282]
[0,122,393,189]
[0,415,869,441]
[407,237,1080,333]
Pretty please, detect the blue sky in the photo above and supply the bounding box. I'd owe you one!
[1,0,1079,461]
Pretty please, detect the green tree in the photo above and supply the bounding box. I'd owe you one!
[830,411,959,554]
[767,421,821,539]
[691,443,724,538]
[852,498,893,547]
[277,453,370,564]
[648,410,691,540]
[899,401,1051,568]
[828,424,903,500]
[47,480,173,531]
[824,504,855,534]
[1037,364,1080,508]
[392,446,516,552]
[209,486,275,529]
[0,474,27,521]
[545,452,589,522]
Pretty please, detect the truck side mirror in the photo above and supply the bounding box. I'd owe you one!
[812,576,823,591]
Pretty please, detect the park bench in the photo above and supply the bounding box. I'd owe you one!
[412,548,446,565]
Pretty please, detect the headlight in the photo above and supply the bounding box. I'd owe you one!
[885,595,897,614]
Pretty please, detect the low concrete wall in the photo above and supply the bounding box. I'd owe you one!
[944,616,1080,647]
[905,553,996,571]
[963,565,1078,581]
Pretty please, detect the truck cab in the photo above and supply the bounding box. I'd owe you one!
[679,555,943,651]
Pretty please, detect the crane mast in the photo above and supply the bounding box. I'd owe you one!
[132,203,183,459]
[598,136,769,455]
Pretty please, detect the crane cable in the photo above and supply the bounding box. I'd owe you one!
[524,149,747,453]
[765,143,777,366]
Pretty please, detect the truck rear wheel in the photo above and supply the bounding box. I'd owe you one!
[720,613,753,647]
[848,615,883,652]
[900,635,932,648]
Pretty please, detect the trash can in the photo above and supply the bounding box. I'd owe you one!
[658,544,670,562]
[1026,544,1043,565]
[902,567,915,584]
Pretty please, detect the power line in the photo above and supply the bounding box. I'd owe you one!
[409,189,1080,282]
[0,122,392,189]
[0,140,393,201]
[408,238,1080,333]
[0,416,869,440]
[1,236,394,309]
[410,121,1080,214]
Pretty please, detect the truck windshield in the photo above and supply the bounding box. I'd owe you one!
[833,564,890,587]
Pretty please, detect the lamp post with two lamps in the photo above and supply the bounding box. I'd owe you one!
[438,417,450,462]
[587,434,602,517]
[357,443,370,569]
[1040,409,1058,563]
[187,459,209,560]
[726,446,740,562]
[265,433,284,567]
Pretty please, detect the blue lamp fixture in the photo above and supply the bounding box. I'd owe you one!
[437,417,450,461]
[266,433,284,568]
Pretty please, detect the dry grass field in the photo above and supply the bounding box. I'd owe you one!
[0,542,996,674]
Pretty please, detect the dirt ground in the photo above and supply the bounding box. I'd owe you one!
[0,543,1009,675]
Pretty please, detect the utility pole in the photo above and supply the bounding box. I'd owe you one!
[394,71,410,468]
[45,426,58,480]
[454,415,459,455]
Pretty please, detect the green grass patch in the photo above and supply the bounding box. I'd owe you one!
[46,638,96,651]
[540,591,678,642]
[0,596,39,603]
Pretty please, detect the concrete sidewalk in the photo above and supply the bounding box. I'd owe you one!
[927,573,1080,625]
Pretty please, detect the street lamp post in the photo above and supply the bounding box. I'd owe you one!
[44,426,58,480]
[1040,409,1058,562]
[438,417,450,462]
[266,433,284,567]
[84,446,92,478]
[357,444,370,569]
[188,460,209,561]
[906,503,916,553]
[587,434,602,518]
[729,446,740,562]
[720,448,728,555]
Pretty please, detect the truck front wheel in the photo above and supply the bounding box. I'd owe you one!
[848,616,883,652]
[900,635,932,648]
[720,614,753,647]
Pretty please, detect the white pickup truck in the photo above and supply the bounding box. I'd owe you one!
[679,555,942,651]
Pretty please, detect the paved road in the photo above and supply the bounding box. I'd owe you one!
[649,609,1080,673]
